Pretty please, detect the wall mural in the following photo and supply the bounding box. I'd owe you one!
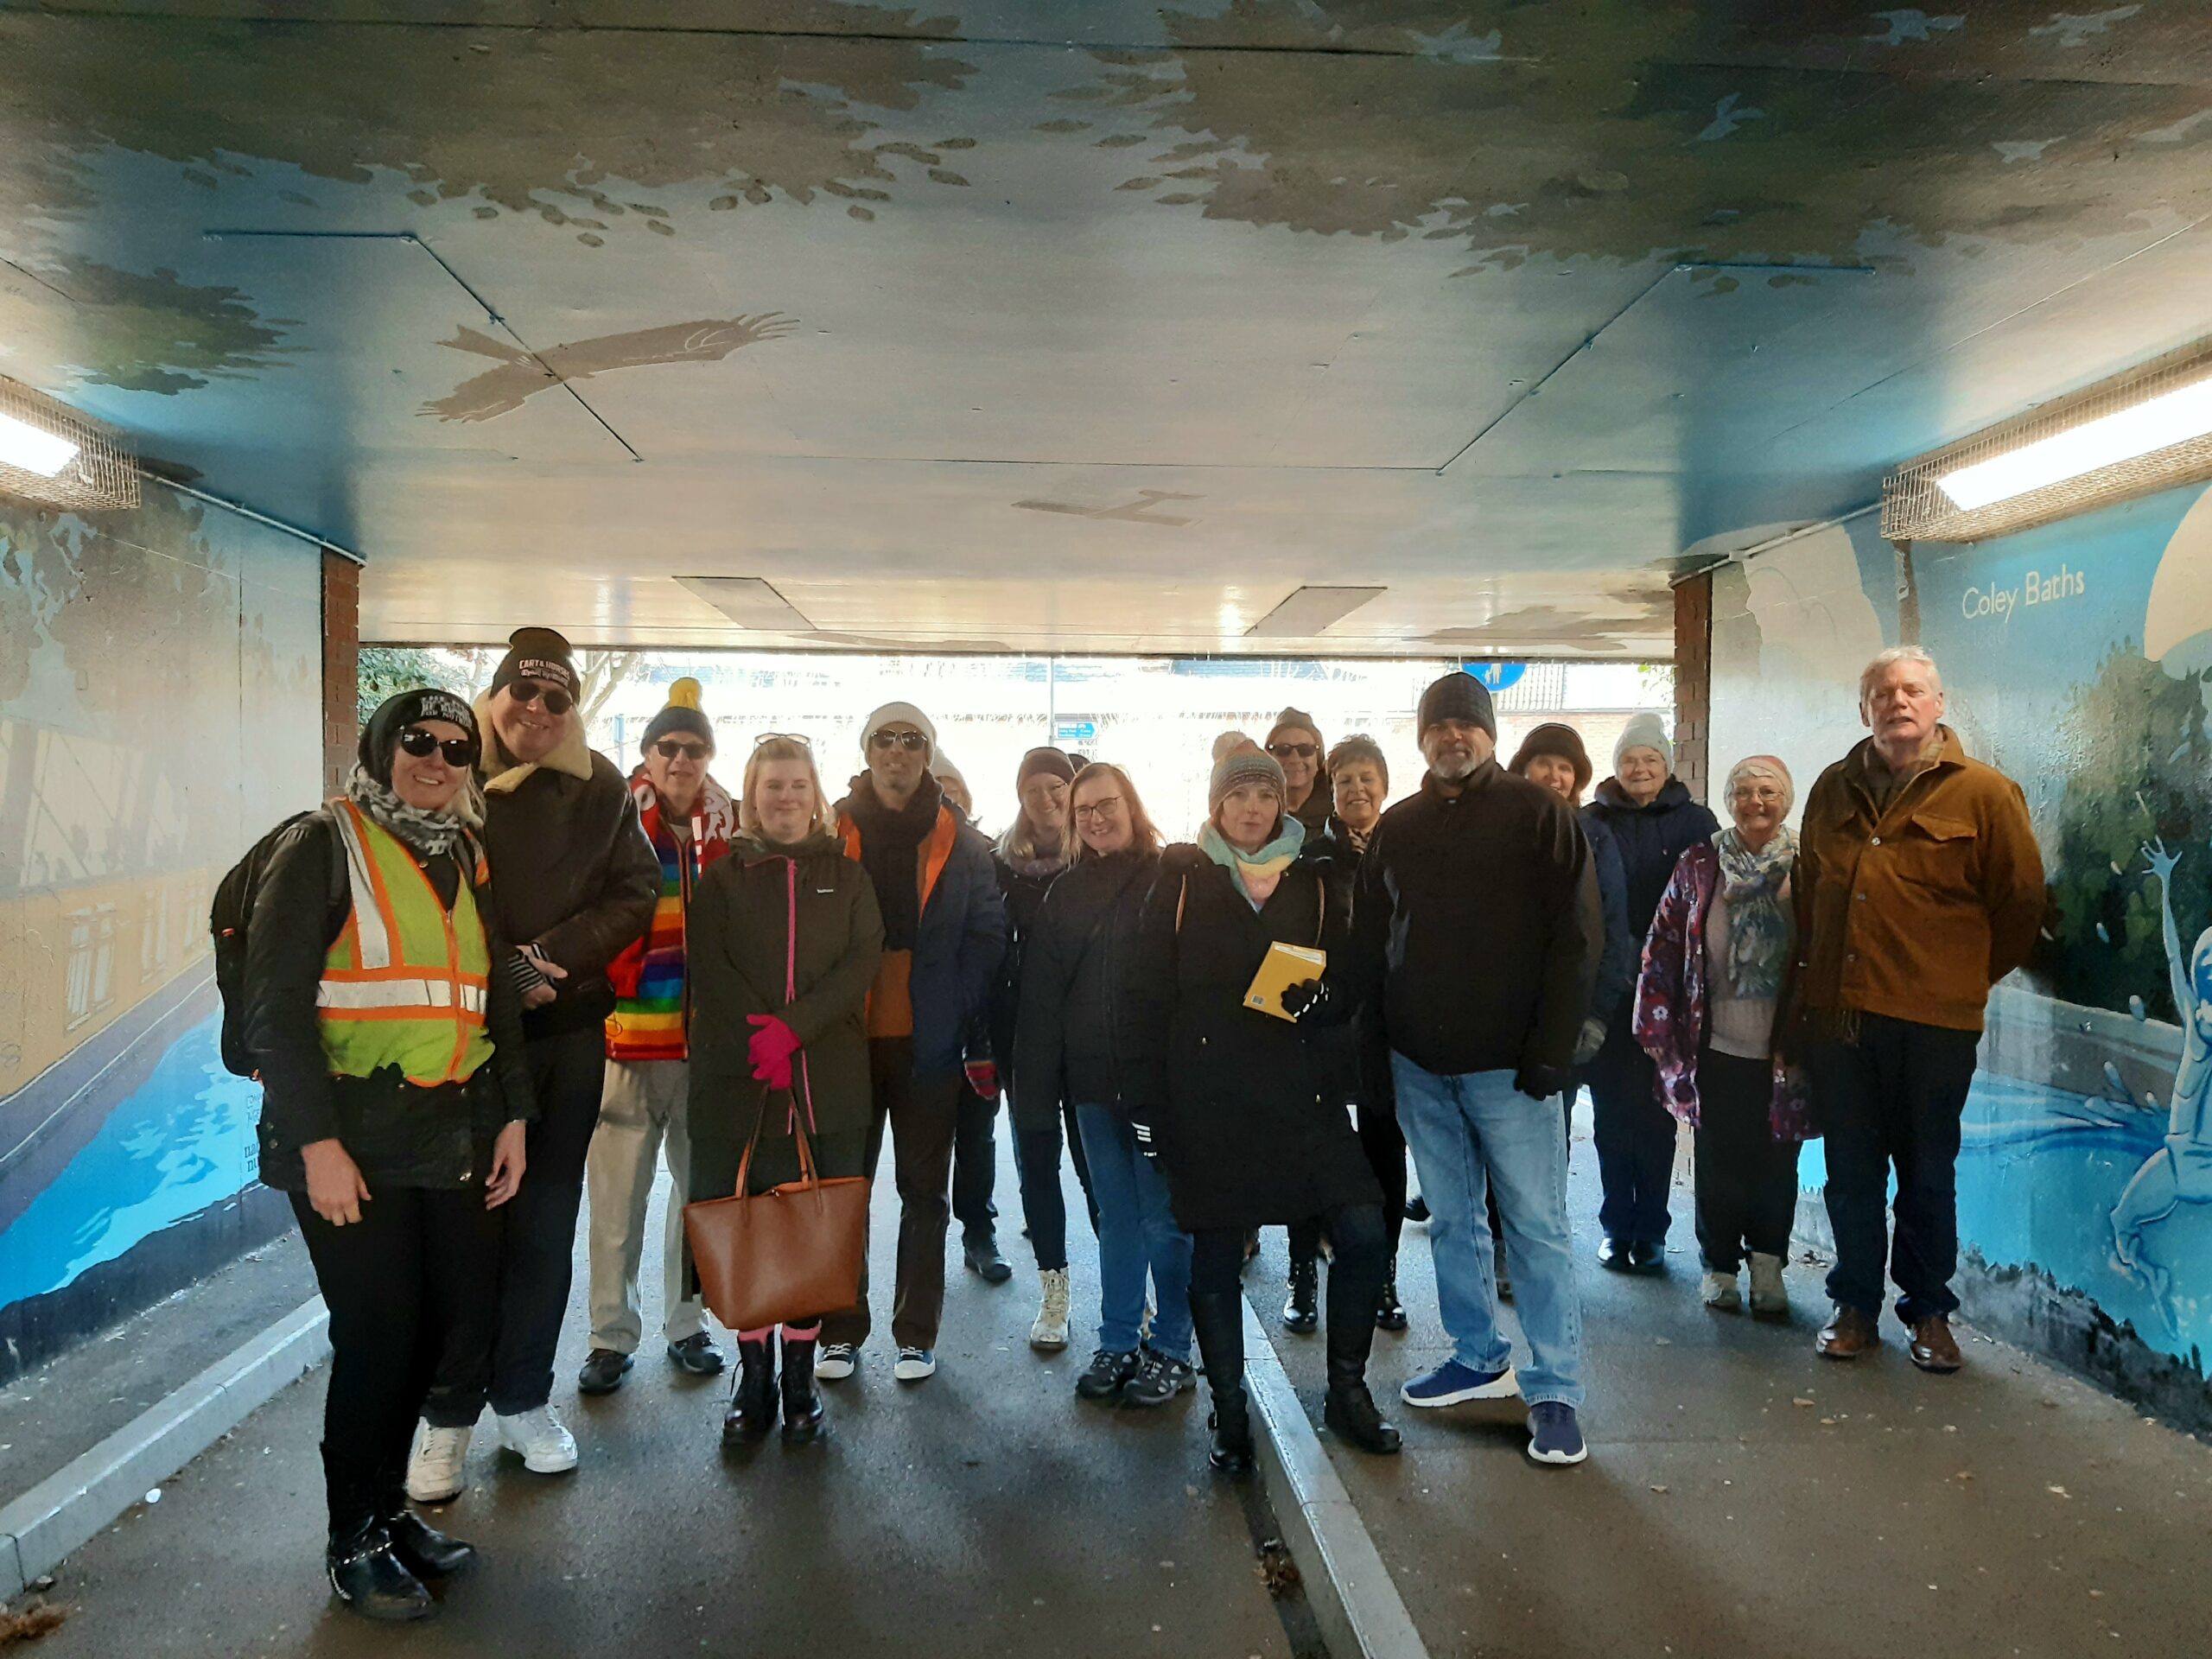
[0,486,321,1379]
[1710,482,2212,1421]
[424,314,798,423]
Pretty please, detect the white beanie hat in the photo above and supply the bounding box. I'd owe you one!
[1613,712,1674,775]
[861,701,938,756]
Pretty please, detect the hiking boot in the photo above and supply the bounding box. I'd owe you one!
[1031,1268,1071,1350]
[1076,1347,1141,1402]
[1748,1253,1790,1319]
[722,1339,777,1446]
[1281,1255,1319,1335]
[1121,1349,1196,1408]
[780,1334,826,1442]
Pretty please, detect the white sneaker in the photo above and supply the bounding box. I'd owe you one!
[894,1347,937,1382]
[1031,1268,1071,1350]
[816,1343,858,1381]
[1701,1270,1743,1312]
[405,1421,472,1503]
[494,1405,578,1474]
[1748,1252,1790,1319]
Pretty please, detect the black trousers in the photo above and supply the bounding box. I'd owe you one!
[953,1084,999,1242]
[1014,1099,1100,1273]
[821,1039,963,1351]
[292,1185,502,1534]
[428,1024,605,1424]
[1290,1096,1409,1268]
[1587,1027,1678,1244]
[1809,1014,1980,1323]
[1692,1051,1801,1273]
[1193,1202,1388,1379]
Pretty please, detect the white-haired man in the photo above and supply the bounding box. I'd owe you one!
[1788,647,2044,1373]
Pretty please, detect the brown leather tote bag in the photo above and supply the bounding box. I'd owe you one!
[683,1098,870,1332]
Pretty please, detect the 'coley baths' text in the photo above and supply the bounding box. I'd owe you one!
[1961,564,2087,622]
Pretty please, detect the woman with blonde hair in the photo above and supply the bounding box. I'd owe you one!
[686,735,885,1447]
[1015,763,1178,1394]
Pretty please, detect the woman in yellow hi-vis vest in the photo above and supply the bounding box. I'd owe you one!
[243,690,536,1624]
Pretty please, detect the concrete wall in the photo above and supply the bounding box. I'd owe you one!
[0,485,323,1382]
[1709,486,2212,1427]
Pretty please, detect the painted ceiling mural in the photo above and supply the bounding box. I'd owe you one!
[0,1,2206,651]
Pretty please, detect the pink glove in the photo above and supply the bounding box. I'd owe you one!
[747,1014,802,1090]
[964,1058,1001,1101]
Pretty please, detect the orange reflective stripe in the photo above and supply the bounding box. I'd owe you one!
[918,807,956,915]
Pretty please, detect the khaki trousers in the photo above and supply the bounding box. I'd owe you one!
[585,1058,706,1354]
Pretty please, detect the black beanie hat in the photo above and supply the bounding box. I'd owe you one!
[490,626,578,696]
[359,687,478,785]
[1508,722,1592,794]
[1017,747,1076,790]
[1417,671,1497,740]
[641,676,715,753]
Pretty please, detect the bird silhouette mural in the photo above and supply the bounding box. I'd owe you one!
[423,314,796,422]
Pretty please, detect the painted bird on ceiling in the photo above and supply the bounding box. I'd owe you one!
[423,313,796,422]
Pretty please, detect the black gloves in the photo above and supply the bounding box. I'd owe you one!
[1280,978,1330,1021]
[1516,1063,1576,1102]
[1129,1105,1162,1163]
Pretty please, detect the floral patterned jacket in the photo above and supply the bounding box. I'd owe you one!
[1632,840,1815,1141]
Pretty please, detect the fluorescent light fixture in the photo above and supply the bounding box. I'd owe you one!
[1938,373,2212,511]
[0,410,79,478]
[676,575,814,631]
[1246,585,1385,638]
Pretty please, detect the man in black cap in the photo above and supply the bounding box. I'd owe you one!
[1337,671,1600,1466]
[406,626,659,1502]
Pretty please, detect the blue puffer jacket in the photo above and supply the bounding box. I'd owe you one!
[1582,810,1636,1026]
[1584,775,1720,948]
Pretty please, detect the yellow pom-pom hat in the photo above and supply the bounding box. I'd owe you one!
[641,675,715,753]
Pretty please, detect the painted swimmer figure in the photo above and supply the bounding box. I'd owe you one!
[2109,838,2212,1319]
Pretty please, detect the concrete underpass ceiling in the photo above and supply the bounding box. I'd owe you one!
[3,3,2210,657]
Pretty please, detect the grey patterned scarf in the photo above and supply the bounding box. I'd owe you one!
[346,765,480,860]
[1714,824,1796,998]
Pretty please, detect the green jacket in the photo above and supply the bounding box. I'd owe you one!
[686,830,885,1196]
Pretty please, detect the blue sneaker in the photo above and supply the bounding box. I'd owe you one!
[1399,1359,1519,1408]
[1526,1401,1588,1465]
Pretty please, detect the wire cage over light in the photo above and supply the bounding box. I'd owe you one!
[1881,334,2212,544]
[0,376,139,512]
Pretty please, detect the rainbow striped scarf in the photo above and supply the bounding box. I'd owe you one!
[605,774,735,1063]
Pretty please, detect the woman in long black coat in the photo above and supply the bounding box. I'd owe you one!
[1121,743,1400,1473]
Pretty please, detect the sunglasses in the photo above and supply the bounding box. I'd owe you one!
[652,739,712,761]
[505,678,574,716]
[397,727,478,768]
[753,731,812,748]
[868,728,928,752]
[1268,742,1319,760]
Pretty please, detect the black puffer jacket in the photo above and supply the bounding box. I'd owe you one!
[474,705,662,1040]
[244,813,536,1192]
[983,844,1070,1086]
[1584,776,1721,942]
[1120,844,1378,1232]
[1012,847,1156,1129]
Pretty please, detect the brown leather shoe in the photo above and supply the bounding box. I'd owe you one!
[1909,1316,1964,1373]
[1815,1305,1879,1359]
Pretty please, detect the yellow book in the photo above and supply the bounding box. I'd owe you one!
[1244,942,1327,1022]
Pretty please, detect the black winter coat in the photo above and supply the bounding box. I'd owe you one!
[244,813,536,1192]
[1121,845,1379,1232]
[479,746,662,1039]
[982,845,1070,1086]
[1585,776,1722,942]
[1341,766,1601,1080]
[1012,847,1156,1130]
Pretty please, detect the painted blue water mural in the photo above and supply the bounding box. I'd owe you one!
[0,1014,262,1310]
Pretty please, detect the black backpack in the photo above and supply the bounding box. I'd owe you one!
[209,808,344,1077]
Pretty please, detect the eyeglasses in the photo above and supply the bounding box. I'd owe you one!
[1732,787,1786,805]
[868,728,928,752]
[1267,742,1319,760]
[505,678,574,716]
[397,727,478,768]
[652,739,711,761]
[1071,797,1123,824]
[753,731,812,748]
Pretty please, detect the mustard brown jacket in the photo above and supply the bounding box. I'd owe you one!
[1789,728,2045,1035]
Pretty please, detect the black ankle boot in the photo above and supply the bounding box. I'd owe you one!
[1208,1386,1255,1475]
[1324,1305,1402,1455]
[1189,1290,1254,1475]
[375,1471,475,1580]
[1282,1255,1319,1334]
[327,1519,435,1621]
[722,1339,777,1446]
[1375,1273,1408,1332]
[780,1334,826,1444]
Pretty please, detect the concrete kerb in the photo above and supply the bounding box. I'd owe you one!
[1240,1294,1430,1659]
[0,1296,330,1601]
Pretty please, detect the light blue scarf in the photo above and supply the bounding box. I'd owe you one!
[1200,817,1306,909]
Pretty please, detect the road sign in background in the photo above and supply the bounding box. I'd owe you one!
[1463,662,1528,693]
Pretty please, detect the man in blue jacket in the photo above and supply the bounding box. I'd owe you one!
[818,702,1008,1384]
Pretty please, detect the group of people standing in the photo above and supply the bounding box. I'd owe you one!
[241,628,2044,1623]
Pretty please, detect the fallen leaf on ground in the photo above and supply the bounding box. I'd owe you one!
[1792,1397,1816,1408]
[0,1602,71,1642]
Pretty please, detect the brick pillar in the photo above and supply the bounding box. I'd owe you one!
[1673,572,1713,806]
[321,552,360,799]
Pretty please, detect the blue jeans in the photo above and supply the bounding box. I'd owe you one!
[1391,1054,1586,1409]
[1075,1103,1193,1361]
